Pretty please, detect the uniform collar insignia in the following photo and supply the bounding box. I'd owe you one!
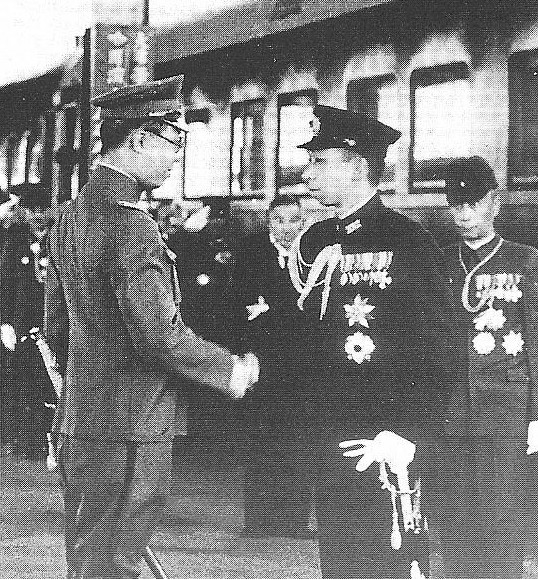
[345,219,362,234]
[339,194,381,235]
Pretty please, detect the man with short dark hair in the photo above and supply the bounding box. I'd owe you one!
[233,194,314,538]
[44,76,259,579]
[289,105,462,579]
[442,156,538,579]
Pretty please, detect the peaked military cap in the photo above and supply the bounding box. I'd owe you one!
[91,75,189,133]
[298,105,401,154]
[445,156,498,206]
[10,183,51,210]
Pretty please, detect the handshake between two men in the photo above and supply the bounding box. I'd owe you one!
[228,352,260,398]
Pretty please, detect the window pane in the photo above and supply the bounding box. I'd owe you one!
[11,131,29,187]
[0,137,8,191]
[509,50,538,189]
[411,64,471,193]
[348,76,398,193]
[230,99,265,197]
[185,119,212,198]
[277,90,317,195]
[29,117,46,184]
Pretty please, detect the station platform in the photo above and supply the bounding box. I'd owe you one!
[0,446,320,579]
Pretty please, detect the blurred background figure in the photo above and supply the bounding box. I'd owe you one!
[0,189,20,451]
[169,196,237,346]
[0,183,55,460]
[232,195,315,538]
[167,197,240,456]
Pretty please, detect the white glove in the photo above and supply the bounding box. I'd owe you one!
[527,420,538,455]
[1,324,16,351]
[228,352,260,398]
[183,205,210,232]
[339,430,416,476]
[246,296,269,321]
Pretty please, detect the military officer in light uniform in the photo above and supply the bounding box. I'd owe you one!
[442,156,538,579]
[44,76,259,579]
[288,105,463,579]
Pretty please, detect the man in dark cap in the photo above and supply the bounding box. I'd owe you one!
[288,105,463,579]
[442,156,538,579]
[44,75,259,579]
[0,183,53,459]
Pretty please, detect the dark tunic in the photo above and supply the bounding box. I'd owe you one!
[167,226,239,451]
[232,232,314,535]
[293,194,462,579]
[0,224,54,456]
[442,235,538,579]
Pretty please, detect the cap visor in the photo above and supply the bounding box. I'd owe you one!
[446,191,488,206]
[297,136,334,150]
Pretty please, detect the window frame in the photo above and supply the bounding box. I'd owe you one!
[230,98,267,199]
[347,73,398,194]
[409,61,471,194]
[183,107,211,200]
[508,48,538,190]
[275,88,318,196]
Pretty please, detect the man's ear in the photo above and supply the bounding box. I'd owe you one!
[130,128,146,154]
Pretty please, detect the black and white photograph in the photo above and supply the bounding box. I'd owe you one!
[2,1,538,578]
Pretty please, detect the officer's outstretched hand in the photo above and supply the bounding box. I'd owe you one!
[339,430,416,475]
[228,352,260,398]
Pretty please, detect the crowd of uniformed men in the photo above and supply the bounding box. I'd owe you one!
[1,73,538,579]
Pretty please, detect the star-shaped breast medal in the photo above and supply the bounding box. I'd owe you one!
[344,294,375,328]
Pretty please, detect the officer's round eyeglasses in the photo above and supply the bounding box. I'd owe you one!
[144,130,184,153]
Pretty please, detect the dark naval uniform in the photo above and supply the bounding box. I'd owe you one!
[233,232,314,536]
[440,156,538,579]
[443,235,538,578]
[291,194,461,579]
